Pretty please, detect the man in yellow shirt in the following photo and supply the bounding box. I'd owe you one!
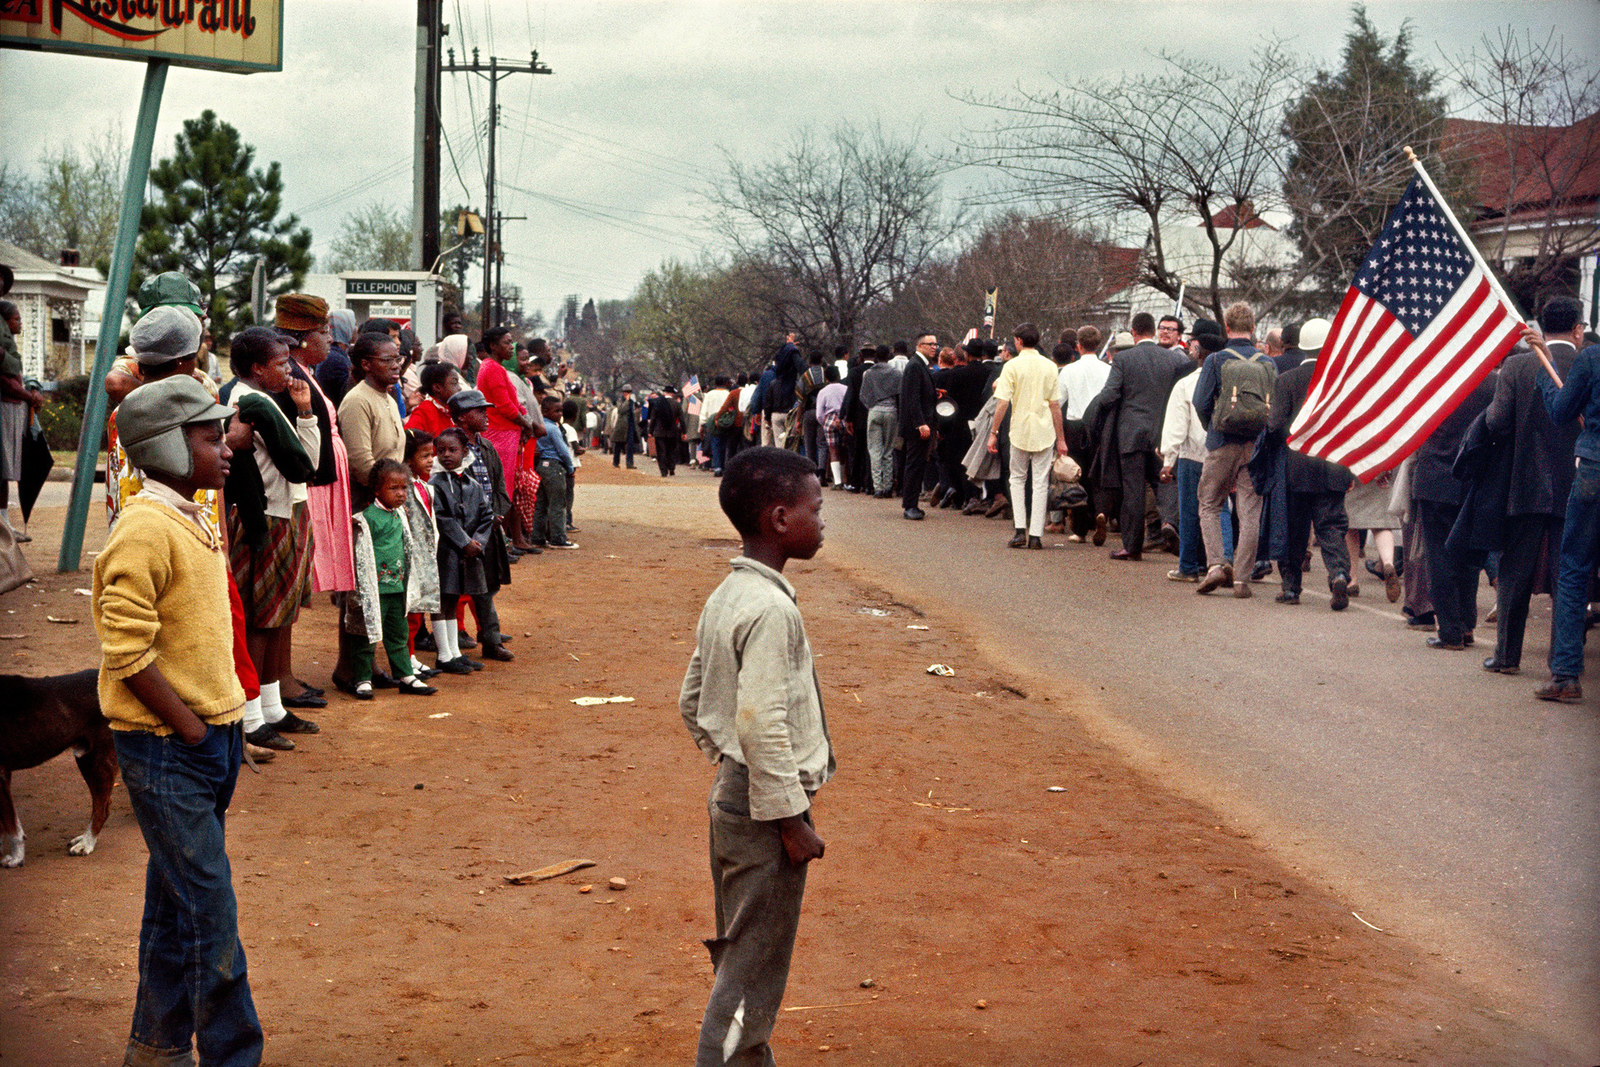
[987,322,1069,549]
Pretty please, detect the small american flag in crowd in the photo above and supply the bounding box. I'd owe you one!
[1288,173,1523,483]
[682,375,700,400]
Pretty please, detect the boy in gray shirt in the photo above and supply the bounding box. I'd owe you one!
[680,446,834,1065]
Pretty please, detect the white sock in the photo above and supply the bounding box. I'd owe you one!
[830,460,844,484]
[411,656,428,676]
[446,620,463,660]
[434,618,460,661]
[260,681,285,724]
[242,696,264,732]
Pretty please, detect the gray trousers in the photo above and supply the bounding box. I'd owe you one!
[697,759,809,1067]
[866,408,898,494]
[1199,441,1264,579]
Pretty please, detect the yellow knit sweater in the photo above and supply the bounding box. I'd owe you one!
[93,496,245,733]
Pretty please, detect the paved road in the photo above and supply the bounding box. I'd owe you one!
[804,483,1599,1058]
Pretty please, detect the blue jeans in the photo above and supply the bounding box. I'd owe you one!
[708,431,728,473]
[113,724,262,1067]
[1175,458,1233,574]
[1549,459,1600,679]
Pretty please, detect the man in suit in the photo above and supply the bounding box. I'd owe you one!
[900,332,939,519]
[1483,296,1584,674]
[1413,374,1498,650]
[1266,317,1353,609]
[841,347,874,492]
[1093,312,1192,559]
[649,387,685,477]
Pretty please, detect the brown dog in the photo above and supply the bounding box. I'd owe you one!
[0,670,115,868]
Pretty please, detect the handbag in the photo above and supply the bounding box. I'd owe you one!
[0,519,33,596]
[1051,452,1082,483]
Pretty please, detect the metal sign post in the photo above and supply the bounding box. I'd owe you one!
[57,58,167,573]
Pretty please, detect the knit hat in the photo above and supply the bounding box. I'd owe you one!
[117,376,232,480]
[129,305,202,366]
[274,293,330,331]
[137,272,203,317]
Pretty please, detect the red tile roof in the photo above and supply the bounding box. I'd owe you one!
[1446,110,1600,224]
[1200,201,1276,231]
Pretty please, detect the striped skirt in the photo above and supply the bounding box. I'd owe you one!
[229,503,313,629]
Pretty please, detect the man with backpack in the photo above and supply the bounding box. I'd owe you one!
[1193,302,1276,598]
[797,351,830,469]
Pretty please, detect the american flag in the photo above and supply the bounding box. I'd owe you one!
[1287,175,1523,483]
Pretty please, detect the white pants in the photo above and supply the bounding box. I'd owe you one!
[1009,444,1052,538]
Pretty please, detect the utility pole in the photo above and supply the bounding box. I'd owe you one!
[442,47,552,329]
[413,0,445,272]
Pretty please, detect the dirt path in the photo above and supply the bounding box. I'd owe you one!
[0,464,1561,1064]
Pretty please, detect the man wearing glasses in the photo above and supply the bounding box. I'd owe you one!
[899,334,940,519]
[1157,316,1185,352]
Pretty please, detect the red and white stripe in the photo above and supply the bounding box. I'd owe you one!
[1287,264,1521,483]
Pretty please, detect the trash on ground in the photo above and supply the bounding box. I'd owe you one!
[73,588,91,596]
[1047,786,1067,793]
[926,664,955,677]
[505,859,596,885]
[571,695,636,706]
[428,712,451,719]
[857,607,891,616]
[46,616,78,624]
[906,624,929,630]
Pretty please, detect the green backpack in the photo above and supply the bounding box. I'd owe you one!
[1213,351,1277,437]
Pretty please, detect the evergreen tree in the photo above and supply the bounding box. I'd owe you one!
[135,110,312,340]
[1282,7,1468,295]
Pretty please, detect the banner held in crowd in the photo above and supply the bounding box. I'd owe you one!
[1287,147,1525,483]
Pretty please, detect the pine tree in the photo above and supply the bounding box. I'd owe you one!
[135,110,312,340]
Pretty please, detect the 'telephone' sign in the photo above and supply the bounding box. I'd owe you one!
[0,0,283,73]
[347,279,418,297]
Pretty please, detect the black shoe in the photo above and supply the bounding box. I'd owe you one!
[1027,535,1043,550]
[462,656,485,672]
[295,679,326,697]
[1427,636,1465,651]
[371,671,399,689]
[1482,657,1520,675]
[1008,530,1028,548]
[436,658,475,675]
[457,633,478,650]
[397,678,438,696]
[481,644,514,662]
[274,710,320,734]
[1161,524,1179,555]
[413,631,438,653]
[246,724,295,751]
[903,507,925,520]
[282,692,327,710]
[332,675,362,698]
[1251,561,1273,581]
[1329,575,1349,612]
[961,498,986,514]
[416,667,441,680]
[1535,677,1583,703]
[1274,592,1301,605]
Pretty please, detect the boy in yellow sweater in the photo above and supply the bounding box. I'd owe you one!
[93,375,264,1067]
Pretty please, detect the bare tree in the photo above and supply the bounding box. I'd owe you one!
[961,45,1314,321]
[870,211,1129,342]
[322,202,413,272]
[709,121,963,350]
[1447,27,1600,309]
[624,257,778,387]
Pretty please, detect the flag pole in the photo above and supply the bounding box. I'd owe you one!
[1402,145,1560,387]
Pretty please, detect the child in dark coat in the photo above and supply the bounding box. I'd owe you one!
[429,428,493,674]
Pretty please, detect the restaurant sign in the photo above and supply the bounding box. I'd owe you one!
[0,0,283,73]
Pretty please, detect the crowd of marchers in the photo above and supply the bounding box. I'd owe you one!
[657,296,1600,706]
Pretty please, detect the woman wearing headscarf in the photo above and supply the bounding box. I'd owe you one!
[317,308,357,407]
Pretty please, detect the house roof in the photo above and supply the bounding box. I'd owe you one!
[1446,110,1600,225]
[0,238,64,275]
[1201,202,1276,231]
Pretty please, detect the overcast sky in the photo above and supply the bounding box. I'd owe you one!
[3,1,1595,326]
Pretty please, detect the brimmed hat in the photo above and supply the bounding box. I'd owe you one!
[117,376,232,480]
[446,388,493,416]
[1112,331,1136,350]
[1299,317,1332,352]
[137,272,203,316]
[129,305,202,366]
[1190,318,1223,341]
[274,293,329,331]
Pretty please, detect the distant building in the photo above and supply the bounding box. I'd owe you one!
[0,239,97,381]
[1446,110,1600,322]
